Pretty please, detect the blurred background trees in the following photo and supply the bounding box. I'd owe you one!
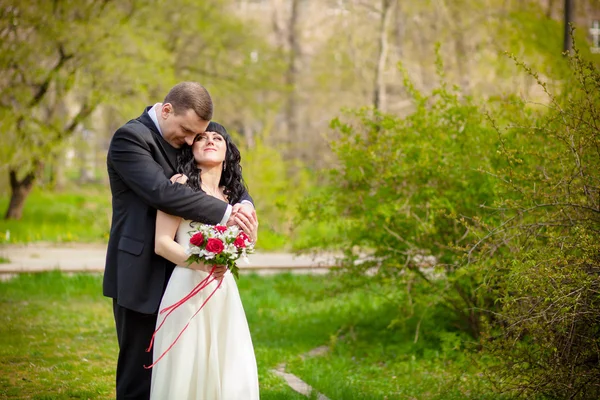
[0,0,598,254]
[2,0,598,221]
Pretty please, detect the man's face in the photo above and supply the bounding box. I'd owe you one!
[160,103,209,148]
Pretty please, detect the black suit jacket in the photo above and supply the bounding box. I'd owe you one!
[103,107,252,314]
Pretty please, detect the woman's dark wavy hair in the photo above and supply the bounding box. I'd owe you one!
[176,121,246,205]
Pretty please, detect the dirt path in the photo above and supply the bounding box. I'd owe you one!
[0,243,336,275]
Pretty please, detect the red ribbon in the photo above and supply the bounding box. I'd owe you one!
[144,267,223,369]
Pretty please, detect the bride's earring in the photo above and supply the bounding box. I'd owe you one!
[223,162,227,171]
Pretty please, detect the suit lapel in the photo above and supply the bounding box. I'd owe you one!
[138,107,179,171]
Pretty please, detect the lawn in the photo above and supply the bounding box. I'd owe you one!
[0,187,112,244]
[0,272,503,399]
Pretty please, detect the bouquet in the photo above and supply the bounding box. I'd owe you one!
[185,222,254,280]
[144,223,254,368]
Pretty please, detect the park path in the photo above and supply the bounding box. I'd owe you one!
[0,243,336,276]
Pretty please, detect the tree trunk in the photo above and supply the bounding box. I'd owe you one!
[393,1,404,59]
[373,0,395,111]
[447,0,470,93]
[243,121,255,149]
[563,0,573,53]
[546,0,556,19]
[4,168,37,220]
[285,0,301,153]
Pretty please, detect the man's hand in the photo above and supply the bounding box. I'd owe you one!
[170,174,188,184]
[227,203,251,227]
[227,203,258,243]
[231,202,254,217]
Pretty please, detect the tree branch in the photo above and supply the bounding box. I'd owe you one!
[28,44,73,108]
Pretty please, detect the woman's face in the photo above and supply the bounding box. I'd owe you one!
[193,131,227,168]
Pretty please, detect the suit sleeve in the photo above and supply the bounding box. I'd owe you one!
[239,189,253,204]
[108,126,228,224]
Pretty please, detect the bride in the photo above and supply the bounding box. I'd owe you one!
[149,121,259,399]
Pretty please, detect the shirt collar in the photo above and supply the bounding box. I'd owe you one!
[147,103,164,137]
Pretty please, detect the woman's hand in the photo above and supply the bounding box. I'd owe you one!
[170,174,188,184]
[187,262,228,281]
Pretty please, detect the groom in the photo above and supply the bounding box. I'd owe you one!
[103,81,255,399]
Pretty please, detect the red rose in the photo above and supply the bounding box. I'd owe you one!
[239,232,250,242]
[214,225,228,233]
[205,238,225,254]
[234,236,247,248]
[189,232,204,247]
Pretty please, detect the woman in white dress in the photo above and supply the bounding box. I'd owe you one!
[149,121,259,400]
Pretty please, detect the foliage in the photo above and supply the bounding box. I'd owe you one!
[301,37,600,396]
[0,0,283,173]
[476,45,600,399]
[240,136,315,251]
[0,0,147,176]
[128,0,288,132]
[299,50,506,339]
[0,0,286,219]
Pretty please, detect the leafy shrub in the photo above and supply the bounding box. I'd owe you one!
[478,46,600,399]
[301,41,600,398]
[299,54,506,339]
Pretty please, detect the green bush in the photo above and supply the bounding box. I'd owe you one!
[299,52,507,339]
[477,46,600,399]
[301,42,599,397]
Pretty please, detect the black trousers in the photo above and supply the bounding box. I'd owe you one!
[112,300,158,400]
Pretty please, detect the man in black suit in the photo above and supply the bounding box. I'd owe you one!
[103,82,255,399]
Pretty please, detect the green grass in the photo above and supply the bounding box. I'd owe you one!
[0,271,505,399]
[0,186,112,244]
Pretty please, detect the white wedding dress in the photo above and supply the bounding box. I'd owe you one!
[150,219,259,400]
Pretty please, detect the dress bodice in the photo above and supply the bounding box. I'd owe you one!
[174,219,196,253]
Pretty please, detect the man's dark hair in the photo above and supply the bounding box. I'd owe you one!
[164,82,213,121]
